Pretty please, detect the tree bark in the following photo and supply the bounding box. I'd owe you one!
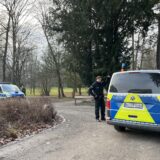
[132,32,135,70]
[78,86,82,96]
[43,29,65,98]
[157,17,160,69]
[11,15,17,84]
[73,71,77,98]
[140,38,146,69]
[57,69,65,98]
[135,33,140,69]
[3,15,11,82]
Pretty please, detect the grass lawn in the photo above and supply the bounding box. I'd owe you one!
[26,87,88,97]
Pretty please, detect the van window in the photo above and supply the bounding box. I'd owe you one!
[109,72,160,94]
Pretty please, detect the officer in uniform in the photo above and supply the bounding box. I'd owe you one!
[89,76,108,122]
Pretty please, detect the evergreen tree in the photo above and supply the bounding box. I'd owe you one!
[48,0,159,86]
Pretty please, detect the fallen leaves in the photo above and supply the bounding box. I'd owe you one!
[0,98,63,146]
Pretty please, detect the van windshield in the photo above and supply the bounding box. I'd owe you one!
[109,72,160,94]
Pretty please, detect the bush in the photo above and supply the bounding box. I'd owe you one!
[0,98,60,143]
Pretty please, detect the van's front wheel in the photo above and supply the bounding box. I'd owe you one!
[114,125,126,132]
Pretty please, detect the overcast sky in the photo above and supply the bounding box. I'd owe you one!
[0,0,48,58]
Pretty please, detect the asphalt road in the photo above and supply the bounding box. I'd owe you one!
[0,101,160,160]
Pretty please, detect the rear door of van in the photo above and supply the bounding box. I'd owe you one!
[108,72,160,124]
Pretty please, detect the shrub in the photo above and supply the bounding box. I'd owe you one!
[0,98,60,143]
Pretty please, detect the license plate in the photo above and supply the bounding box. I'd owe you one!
[124,103,143,109]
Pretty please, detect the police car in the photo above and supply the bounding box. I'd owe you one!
[0,83,25,98]
[107,70,160,132]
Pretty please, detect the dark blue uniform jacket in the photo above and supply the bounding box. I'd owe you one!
[89,81,107,99]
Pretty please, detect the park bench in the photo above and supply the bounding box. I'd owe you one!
[74,96,93,105]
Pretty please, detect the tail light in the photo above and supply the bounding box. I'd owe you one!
[106,98,111,109]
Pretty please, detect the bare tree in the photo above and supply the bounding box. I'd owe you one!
[36,0,65,98]
[0,0,14,81]
[0,0,37,85]
[139,26,157,69]
[39,53,55,96]
[9,0,31,83]
[153,3,160,69]
[25,55,40,96]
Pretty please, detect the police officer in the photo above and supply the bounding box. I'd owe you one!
[21,85,26,96]
[89,76,107,122]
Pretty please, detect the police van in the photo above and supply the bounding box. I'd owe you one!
[107,70,160,132]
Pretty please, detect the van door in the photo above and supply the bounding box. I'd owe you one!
[108,72,160,124]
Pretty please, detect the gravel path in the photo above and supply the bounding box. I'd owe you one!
[0,101,160,160]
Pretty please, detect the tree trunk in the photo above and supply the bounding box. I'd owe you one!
[58,84,61,98]
[60,84,65,97]
[78,86,82,96]
[140,38,146,69]
[43,29,65,98]
[57,70,65,98]
[11,17,17,84]
[135,33,140,69]
[72,69,77,98]
[57,76,65,98]
[132,32,135,70]
[72,88,75,98]
[55,65,65,98]
[157,17,160,69]
[3,16,11,82]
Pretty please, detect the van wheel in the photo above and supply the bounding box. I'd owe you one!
[114,125,126,132]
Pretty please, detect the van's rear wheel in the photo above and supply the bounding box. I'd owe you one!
[114,125,126,132]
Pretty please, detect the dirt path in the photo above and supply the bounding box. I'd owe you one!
[0,101,160,160]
